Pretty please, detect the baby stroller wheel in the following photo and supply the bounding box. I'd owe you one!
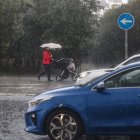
[72,73,78,81]
[56,75,62,81]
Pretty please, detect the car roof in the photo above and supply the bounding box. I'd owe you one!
[122,61,140,68]
[102,62,140,79]
[114,54,140,69]
[108,62,140,77]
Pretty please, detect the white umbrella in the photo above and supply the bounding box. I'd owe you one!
[40,43,62,49]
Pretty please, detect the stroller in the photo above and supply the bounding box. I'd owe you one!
[53,58,78,81]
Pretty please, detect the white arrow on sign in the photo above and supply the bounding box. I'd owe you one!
[121,18,133,25]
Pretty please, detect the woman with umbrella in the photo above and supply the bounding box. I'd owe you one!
[38,47,53,81]
[38,43,62,81]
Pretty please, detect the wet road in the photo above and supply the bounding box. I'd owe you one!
[0,76,74,140]
[0,76,136,140]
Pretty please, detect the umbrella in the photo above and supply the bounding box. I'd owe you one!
[40,43,62,49]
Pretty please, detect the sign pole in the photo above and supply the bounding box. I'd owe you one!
[118,13,135,60]
[125,30,128,59]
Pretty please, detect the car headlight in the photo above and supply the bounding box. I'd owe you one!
[28,97,52,107]
[79,72,91,78]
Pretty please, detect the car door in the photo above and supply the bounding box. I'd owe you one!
[87,67,140,134]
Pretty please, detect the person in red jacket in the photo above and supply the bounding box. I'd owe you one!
[38,47,53,81]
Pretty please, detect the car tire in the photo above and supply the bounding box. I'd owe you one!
[46,109,83,140]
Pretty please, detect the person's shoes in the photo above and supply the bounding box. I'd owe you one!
[37,75,40,80]
[48,79,53,82]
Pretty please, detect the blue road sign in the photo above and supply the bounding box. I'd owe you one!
[118,13,135,30]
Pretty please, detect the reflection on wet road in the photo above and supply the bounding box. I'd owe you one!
[0,76,133,140]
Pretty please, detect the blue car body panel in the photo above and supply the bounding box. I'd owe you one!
[25,63,140,135]
[87,88,140,134]
[25,86,89,134]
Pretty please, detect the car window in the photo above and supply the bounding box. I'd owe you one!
[105,68,140,88]
[123,57,140,66]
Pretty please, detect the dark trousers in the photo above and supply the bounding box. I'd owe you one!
[38,64,51,80]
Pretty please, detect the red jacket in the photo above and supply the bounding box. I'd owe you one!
[42,50,52,64]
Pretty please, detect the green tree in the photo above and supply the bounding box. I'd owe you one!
[21,0,101,72]
[0,0,101,73]
[0,0,33,72]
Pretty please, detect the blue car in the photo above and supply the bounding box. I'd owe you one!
[25,62,140,140]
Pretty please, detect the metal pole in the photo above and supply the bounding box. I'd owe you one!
[125,30,128,59]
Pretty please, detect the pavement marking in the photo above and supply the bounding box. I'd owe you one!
[0,84,47,86]
[0,93,36,96]
[26,93,37,96]
[0,86,43,89]
[0,93,25,96]
[0,84,49,88]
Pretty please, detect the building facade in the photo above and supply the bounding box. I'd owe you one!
[100,0,126,9]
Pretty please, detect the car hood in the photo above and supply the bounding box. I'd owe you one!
[84,68,113,73]
[32,86,81,100]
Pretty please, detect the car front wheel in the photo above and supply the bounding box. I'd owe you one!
[46,110,83,140]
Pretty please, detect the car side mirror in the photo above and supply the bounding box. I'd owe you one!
[95,82,106,91]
